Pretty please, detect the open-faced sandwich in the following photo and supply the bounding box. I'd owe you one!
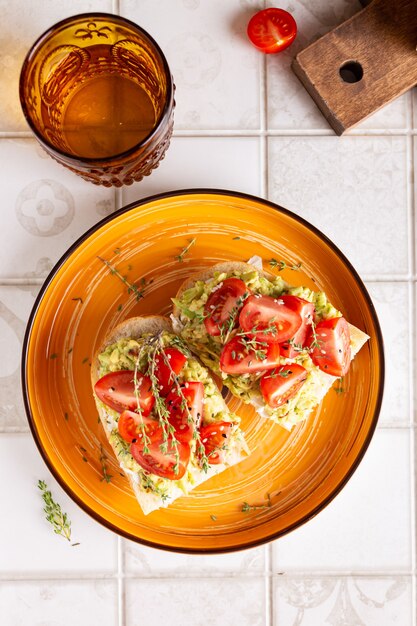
[172,261,369,430]
[91,316,248,514]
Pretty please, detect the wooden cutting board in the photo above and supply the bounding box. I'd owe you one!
[292,0,417,134]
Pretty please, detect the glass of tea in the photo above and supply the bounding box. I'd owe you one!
[19,13,175,187]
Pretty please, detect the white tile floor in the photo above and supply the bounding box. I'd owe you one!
[0,1,415,625]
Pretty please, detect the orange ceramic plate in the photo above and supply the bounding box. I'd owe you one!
[22,190,383,553]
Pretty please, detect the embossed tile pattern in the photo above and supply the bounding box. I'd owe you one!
[124,539,265,575]
[268,136,409,276]
[274,576,413,626]
[125,578,266,626]
[0,580,118,626]
[0,286,39,432]
[0,139,115,279]
[120,0,263,130]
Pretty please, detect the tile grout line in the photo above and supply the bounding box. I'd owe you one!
[408,90,417,626]
[117,537,125,626]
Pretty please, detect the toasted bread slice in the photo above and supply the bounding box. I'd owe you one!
[172,262,369,430]
[91,315,248,515]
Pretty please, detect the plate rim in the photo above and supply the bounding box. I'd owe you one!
[21,187,385,554]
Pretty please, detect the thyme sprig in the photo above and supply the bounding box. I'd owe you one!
[99,444,113,483]
[156,342,210,473]
[219,292,250,344]
[269,259,302,272]
[98,256,145,301]
[241,493,272,513]
[38,480,73,542]
[235,331,269,361]
[133,340,153,455]
[175,237,196,263]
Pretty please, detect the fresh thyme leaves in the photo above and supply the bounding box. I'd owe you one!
[98,256,146,301]
[269,259,302,272]
[38,480,72,542]
[308,317,321,351]
[175,237,196,263]
[64,412,69,421]
[210,514,218,521]
[133,342,152,455]
[50,353,58,360]
[82,357,89,364]
[114,247,121,254]
[117,304,123,312]
[334,378,345,394]
[232,236,241,240]
[241,493,273,513]
[219,292,250,344]
[71,297,83,303]
[279,369,292,378]
[68,348,73,354]
[170,335,192,358]
[99,444,113,483]
[235,332,268,361]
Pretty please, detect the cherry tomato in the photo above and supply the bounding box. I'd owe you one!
[247,8,297,54]
[94,370,154,416]
[199,421,233,465]
[154,348,187,396]
[166,381,204,443]
[204,278,250,337]
[118,410,162,444]
[260,363,308,408]
[220,335,281,374]
[130,437,191,480]
[239,295,302,343]
[279,296,315,358]
[308,317,351,377]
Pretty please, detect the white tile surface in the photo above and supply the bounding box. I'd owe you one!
[124,540,265,575]
[125,578,266,626]
[272,429,412,571]
[274,576,413,626]
[268,136,409,276]
[121,136,261,205]
[0,580,118,626]
[0,139,115,279]
[120,0,263,130]
[0,0,114,132]
[0,285,39,432]
[0,435,118,573]
[365,282,411,426]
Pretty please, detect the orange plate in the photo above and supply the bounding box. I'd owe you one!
[22,190,384,553]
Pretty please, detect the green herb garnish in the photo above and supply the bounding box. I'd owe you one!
[99,444,112,483]
[38,480,72,543]
[98,256,146,301]
[269,259,302,271]
[175,237,196,262]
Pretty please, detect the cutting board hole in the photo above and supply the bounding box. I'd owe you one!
[339,61,363,83]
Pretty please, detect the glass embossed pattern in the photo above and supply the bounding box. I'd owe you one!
[20,14,174,187]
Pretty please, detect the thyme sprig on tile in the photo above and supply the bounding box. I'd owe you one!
[38,480,73,542]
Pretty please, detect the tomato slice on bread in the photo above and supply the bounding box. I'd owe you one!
[239,294,302,343]
[130,437,190,480]
[154,348,187,396]
[308,317,351,377]
[279,295,315,358]
[118,410,162,444]
[220,335,281,374]
[199,421,233,464]
[166,381,204,443]
[260,363,308,408]
[94,370,154,416]
[204,278,250,337]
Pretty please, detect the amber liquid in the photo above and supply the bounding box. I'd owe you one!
[62,74,156,159]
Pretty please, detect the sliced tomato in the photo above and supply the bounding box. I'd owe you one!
[117,410,162,444]
[279,296,315,358]
[308,317,351,377]
[247,8,297,54]
[204,278,250,337]
[154,348,187,396]
[260,364,308,408]
[199,421,233,465]
[219,335,281,374]
[166,381,204,443]
[94,370,154,416]
[130,437,190,480]
[239,294,302,343]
